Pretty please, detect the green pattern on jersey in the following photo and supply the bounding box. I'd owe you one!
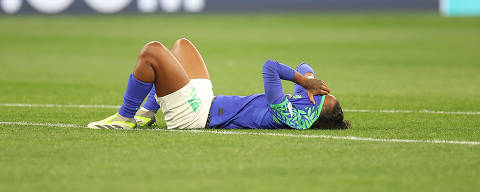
[269,96,325,129]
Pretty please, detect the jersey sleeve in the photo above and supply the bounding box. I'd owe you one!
[262,60,295,105]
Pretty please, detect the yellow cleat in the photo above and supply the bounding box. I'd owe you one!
[134,107,157,127]
[88,113,137,129]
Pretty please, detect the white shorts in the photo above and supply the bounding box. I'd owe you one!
[155,79,214,129]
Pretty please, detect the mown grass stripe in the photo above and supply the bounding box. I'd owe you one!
[1,121,479,145]
[1,103,480,115]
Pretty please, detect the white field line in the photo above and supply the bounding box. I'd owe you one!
[343,109,480,115]
[0,121,84,128]
[0,103,119,109]
[1,103,480,115]
[1,121,479,146]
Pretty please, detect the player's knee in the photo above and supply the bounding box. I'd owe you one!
[174,38,192,47]
[176,38,188,42]
[140,41,165,58]
[144,41,163,50]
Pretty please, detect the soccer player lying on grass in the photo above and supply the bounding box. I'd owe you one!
[88,38,350,130]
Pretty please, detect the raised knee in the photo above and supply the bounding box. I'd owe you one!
[177,38,189,43]
[140,41,166,57]
[174,38,192,46]
[144,41,163,49]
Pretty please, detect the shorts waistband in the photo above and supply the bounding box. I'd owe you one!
[205,96,217,128]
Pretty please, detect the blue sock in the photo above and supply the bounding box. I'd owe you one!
[118,74,153,118]
[142,86,160,111]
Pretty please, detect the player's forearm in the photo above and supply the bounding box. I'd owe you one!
[292,71,309,89]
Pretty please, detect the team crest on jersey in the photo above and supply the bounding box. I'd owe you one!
[188,88,201,112]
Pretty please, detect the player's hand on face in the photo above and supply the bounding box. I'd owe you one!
[305,79,330,105]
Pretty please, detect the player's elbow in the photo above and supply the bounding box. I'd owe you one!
[262,60,278,73]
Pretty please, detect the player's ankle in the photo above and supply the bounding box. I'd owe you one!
[139,107,157,113]
[117,113,134,119]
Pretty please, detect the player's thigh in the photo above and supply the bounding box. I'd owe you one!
[171,38,210,79]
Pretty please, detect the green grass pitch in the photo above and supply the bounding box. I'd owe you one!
[0,13,479,191]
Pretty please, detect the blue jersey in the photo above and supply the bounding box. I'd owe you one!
[207,60,326,129]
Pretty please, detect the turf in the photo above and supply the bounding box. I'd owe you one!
[0,13,479,191]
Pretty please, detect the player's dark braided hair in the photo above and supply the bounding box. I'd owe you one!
[311,101,351,129]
